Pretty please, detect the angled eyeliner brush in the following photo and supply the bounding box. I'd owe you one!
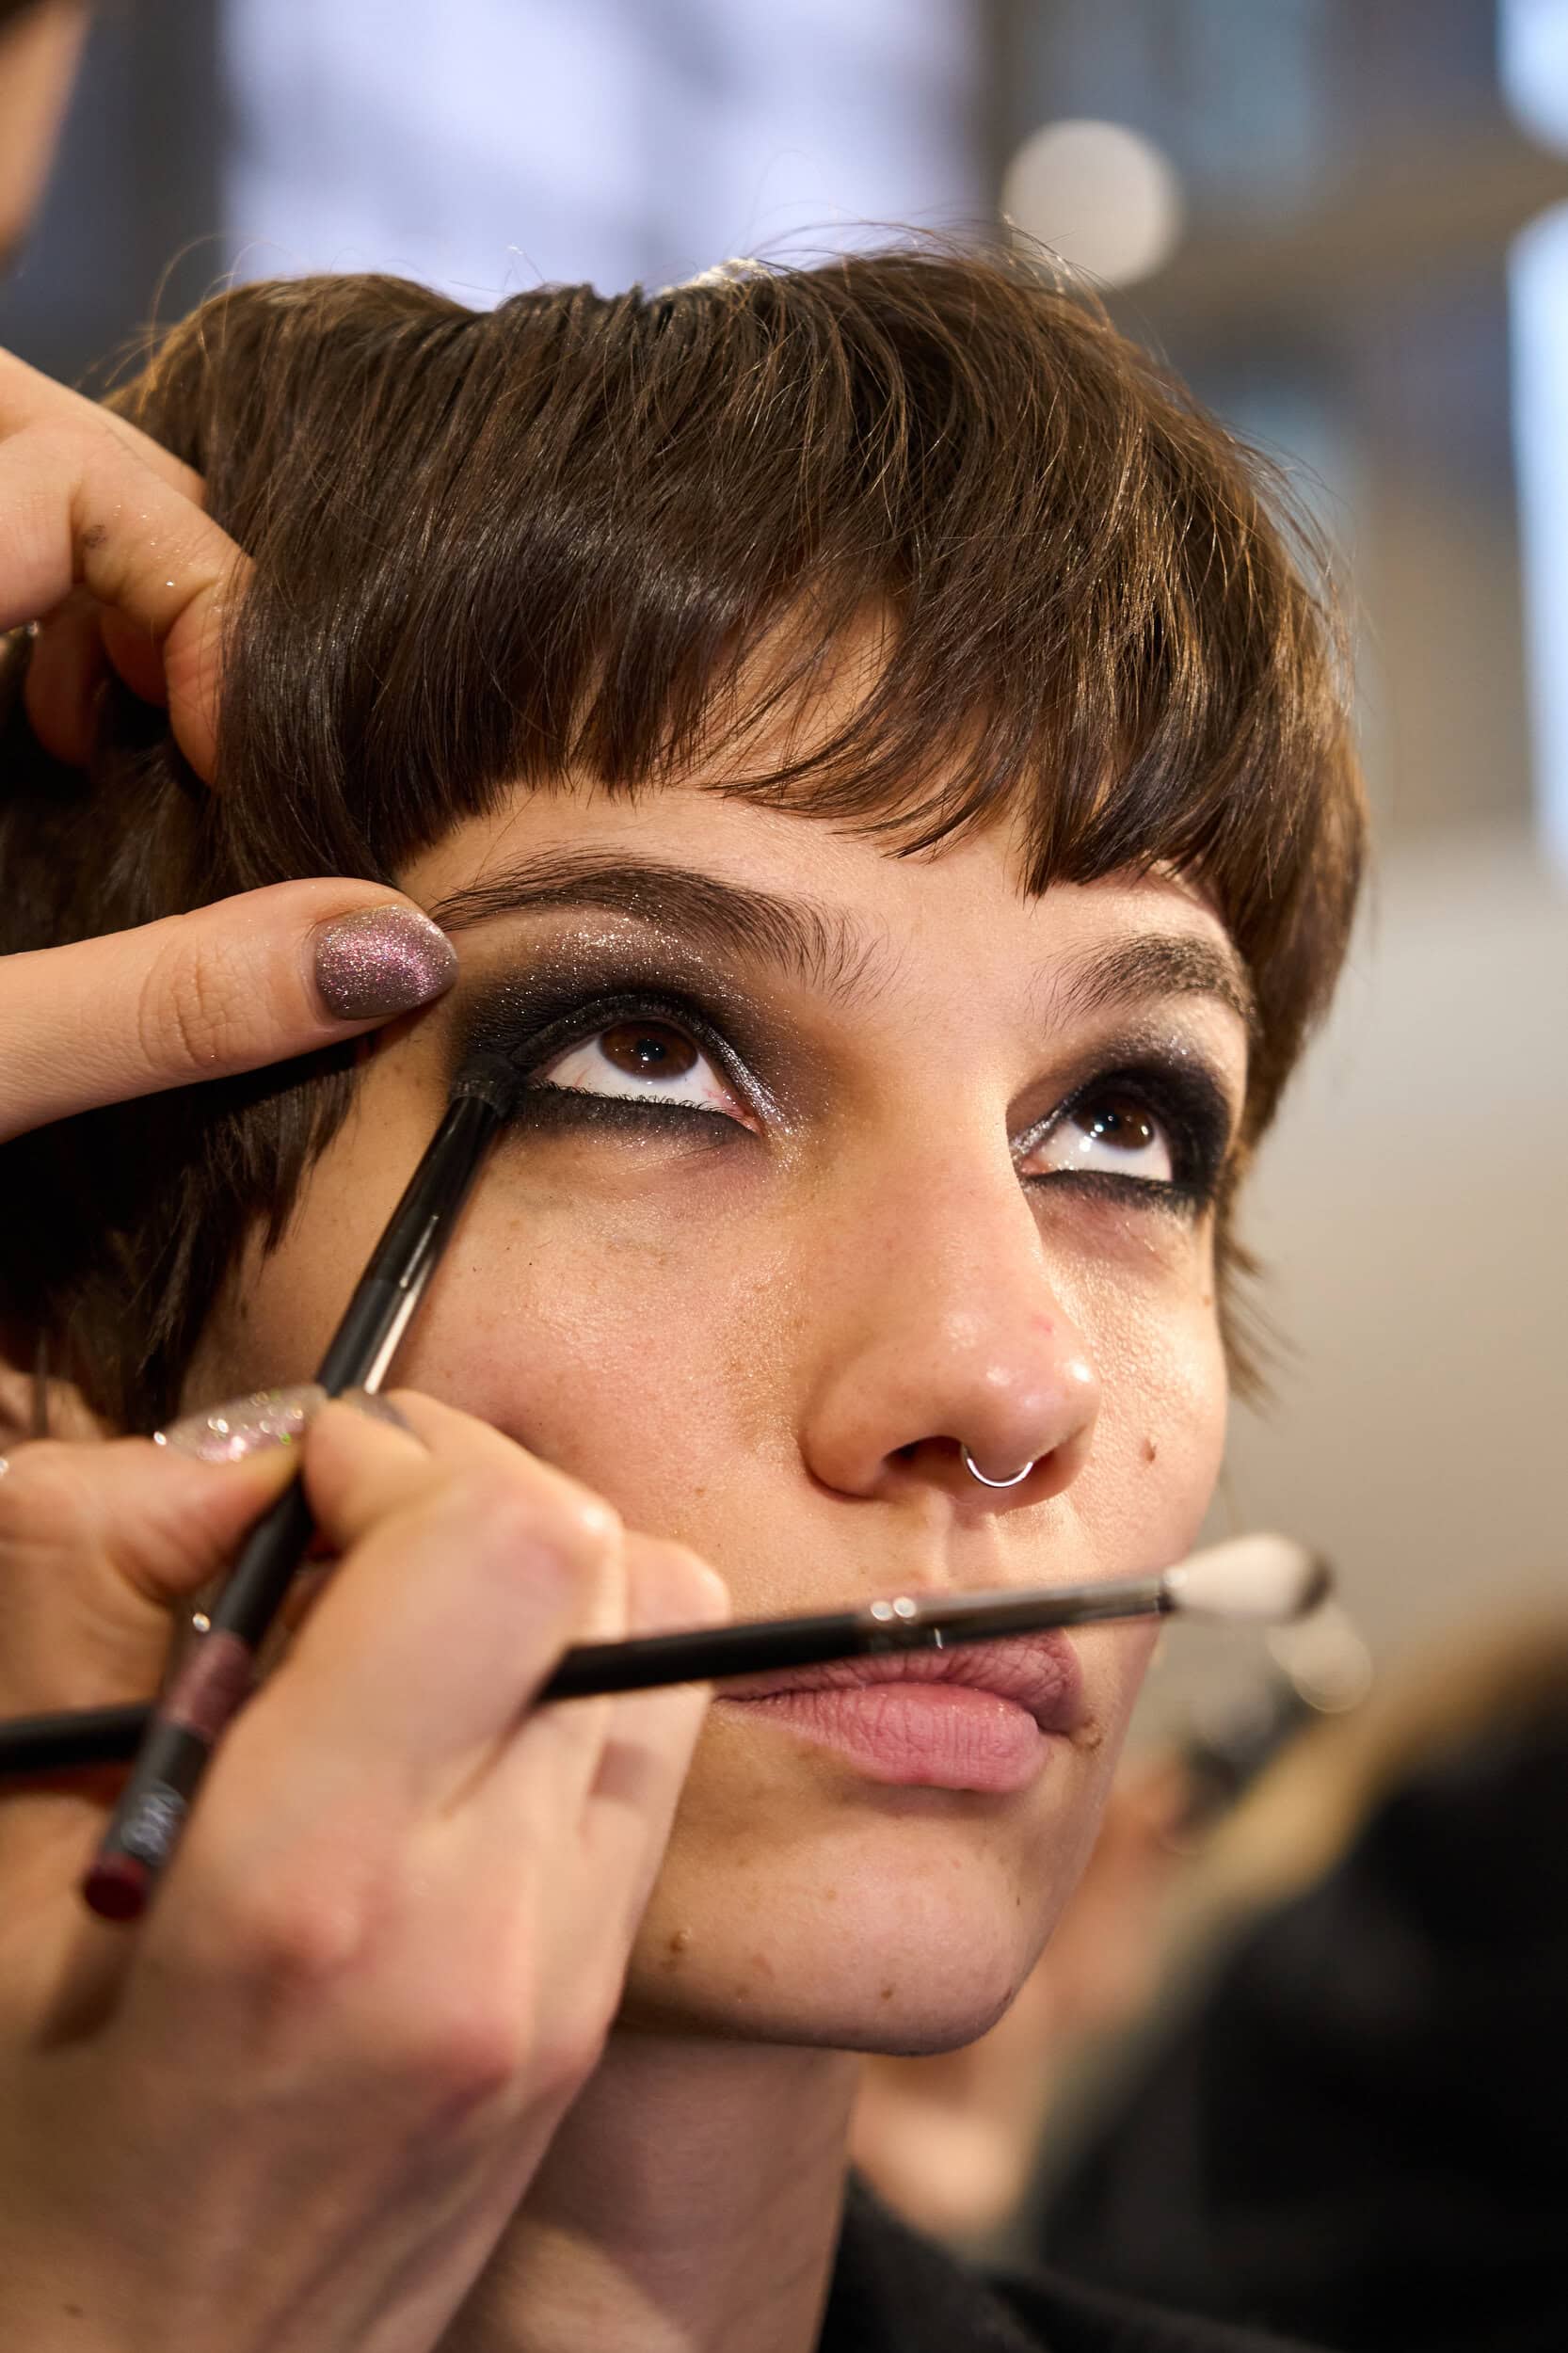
[80,1049,521,1926]
[7,1538,1327,1780]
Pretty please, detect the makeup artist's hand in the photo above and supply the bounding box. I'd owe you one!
[0,344,459,1139]
[1,342,238,775]
[0,1391,726,2352]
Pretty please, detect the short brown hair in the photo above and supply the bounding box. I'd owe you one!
[0,240,1366,1429]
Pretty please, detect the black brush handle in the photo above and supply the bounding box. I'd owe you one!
[7,1574,1177,1783]
[79,1090,501,1922]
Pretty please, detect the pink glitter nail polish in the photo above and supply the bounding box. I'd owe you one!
[312,904,456,1020]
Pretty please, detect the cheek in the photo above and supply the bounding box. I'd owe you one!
[1064,1237,1230,1570]
[182,1065,449,1405]
[390,1160,804,1533]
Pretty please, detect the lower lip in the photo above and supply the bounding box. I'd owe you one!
[717,1683,1050,1794]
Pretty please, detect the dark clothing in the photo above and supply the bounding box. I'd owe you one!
[1035,1700,1568,2353]
[821,2180,1324,2353]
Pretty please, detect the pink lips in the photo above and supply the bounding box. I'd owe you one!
[714,1634,1085,1795]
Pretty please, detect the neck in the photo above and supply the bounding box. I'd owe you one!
[443,2032,860,2353]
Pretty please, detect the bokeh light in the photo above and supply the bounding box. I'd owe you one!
[1000,118,1183,287]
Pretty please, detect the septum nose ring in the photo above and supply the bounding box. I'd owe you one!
[960,1445,1037,1490]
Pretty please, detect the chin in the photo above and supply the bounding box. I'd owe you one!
[618,1774,1103,2056]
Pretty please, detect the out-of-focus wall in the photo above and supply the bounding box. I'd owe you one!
[1224,826,1567,1656]
[0,0,219,384]
[1138,825,1568,1743]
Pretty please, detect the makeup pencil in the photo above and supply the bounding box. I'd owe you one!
[5,1537,1327,1781]
[79,1051,522,1924]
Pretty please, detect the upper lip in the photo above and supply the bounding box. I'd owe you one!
[717,1632,1086,1736]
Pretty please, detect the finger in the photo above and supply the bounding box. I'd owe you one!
[19,588,109,753]
[309,1392,630,1642]
[0,881,456,1143]
[250,1408,627,1815]
[0,348,206,497]
[377,1393,632,1641]
[0,1435,299,1715]
[584,1541,724,1833]
[0,418,245,778]
[497,1536,724,1862]
[23,592,176,756]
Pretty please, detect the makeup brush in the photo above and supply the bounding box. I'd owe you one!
[79,1048,523,1924]
[1,1535,1328,1780]
[490,1531,1329,1695]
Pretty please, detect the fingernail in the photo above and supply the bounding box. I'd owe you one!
[154,1383,326,1464]
[312,904,456,1022]
[337,1387,420,1437]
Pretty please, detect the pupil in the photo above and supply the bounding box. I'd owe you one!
[1080,1096,1156,1151]
[601,1020,697,1079]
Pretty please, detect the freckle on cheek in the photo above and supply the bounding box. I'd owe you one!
[1142,1437,1159,1464]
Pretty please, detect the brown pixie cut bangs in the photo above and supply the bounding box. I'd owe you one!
[0,240,1366,1431]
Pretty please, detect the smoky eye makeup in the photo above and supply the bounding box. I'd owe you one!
[447,951,784,1139]
[1013,1044,1239,1217]
[442,933,1242,1204]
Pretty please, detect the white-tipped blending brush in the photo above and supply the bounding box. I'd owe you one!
[1,1534,1330,1785]
[534,1531,1331,1696]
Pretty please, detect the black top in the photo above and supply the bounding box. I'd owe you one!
[1034,1698,1568,2353]
[820,2180,1324,2353]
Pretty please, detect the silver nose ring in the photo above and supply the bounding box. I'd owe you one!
[961,1446,1037,1489]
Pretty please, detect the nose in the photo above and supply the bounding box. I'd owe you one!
[797,1144,1102,1508]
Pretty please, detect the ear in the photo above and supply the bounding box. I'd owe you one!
[0,1337,111,1448]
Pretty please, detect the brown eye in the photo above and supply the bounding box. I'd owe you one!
[1020,1087,1175,1185]
[599,1020,698,1079]
[1072,1096,1159,1153]
[533,1012,752,1124]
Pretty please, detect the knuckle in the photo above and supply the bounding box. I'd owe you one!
[542,1483,623,1566]
[629,1538,730,1631]
[0,1440,87,1557]
[548,2004,612,2100]
[399,2000,534,2110]
[19,419,86,485]
[455,1468,622,1579]
[200,1872,366,2005]
[136,922,249,1076]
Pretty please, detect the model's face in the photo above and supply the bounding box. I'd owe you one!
[192,780,1248,2054]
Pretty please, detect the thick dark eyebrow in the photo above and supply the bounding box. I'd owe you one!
[422,849,889,1004]
[423,846,1254,1035]
[1044,933,1257,1039]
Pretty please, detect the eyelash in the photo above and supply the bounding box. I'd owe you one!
[1016,1066,1232,1217]
[475,988,1232,1210]
[493,989,763,1131]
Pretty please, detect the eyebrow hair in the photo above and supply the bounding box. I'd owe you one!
[423,847,1255,1033]
[421,848,890,1003]
[1045,933,1257,1037]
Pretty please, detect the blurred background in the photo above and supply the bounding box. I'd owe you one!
[4,0,1566,2308]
